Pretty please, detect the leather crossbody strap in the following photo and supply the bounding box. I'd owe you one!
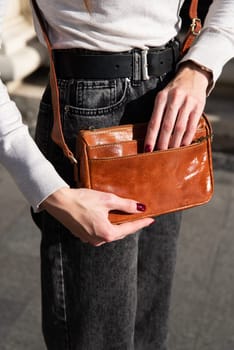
[31,0,200,164]
[31,0,77,164]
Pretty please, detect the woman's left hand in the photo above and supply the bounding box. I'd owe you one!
[144,61,212,152]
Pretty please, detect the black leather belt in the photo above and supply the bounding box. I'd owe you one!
[53,40,180,81]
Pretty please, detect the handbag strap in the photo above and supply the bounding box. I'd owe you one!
[181,0,201,55]
[31,0,77,164]
[31,0,200,165]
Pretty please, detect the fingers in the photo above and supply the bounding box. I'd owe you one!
[144,88,187,151]
[144,64,208,152]
[84,194,153,246]
[144,90,167,152]
[91,217,155,245]
[66,189,152,246]
[105,193,147,214]
[168,101,200,149]
[112,217,155,239]
[145,88,199,151]
[156,90,185,150]
[181,107,203,146]
[145,93,203,151]
[44,187,154,247]
[80,212,154,246]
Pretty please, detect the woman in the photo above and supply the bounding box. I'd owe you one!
[1,1,234,349]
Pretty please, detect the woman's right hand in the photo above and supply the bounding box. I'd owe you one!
[40,187,154,246]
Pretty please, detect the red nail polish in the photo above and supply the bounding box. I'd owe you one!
[144,144,152,153]
[137,203,146,212]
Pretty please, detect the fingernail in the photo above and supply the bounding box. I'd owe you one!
[144,144,152,153]
[137,203,146,212]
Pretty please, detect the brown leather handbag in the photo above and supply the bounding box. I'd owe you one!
[32,0,214,223]
[75,115,213,223]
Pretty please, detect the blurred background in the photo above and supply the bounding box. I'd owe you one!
[0,1,233,349]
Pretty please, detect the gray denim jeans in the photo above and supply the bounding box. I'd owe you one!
[34,59,182,350]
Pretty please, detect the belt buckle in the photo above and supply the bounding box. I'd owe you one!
[141,49,150,80]
[191,18,201,36]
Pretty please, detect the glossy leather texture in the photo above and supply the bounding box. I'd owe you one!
[75,114,214,224]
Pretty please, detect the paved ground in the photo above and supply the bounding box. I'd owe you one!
[0,68,234,350]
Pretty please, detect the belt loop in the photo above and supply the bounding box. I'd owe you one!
[132,50,141,81]
[141,49,150,80]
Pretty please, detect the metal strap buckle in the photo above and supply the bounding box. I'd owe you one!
[191,18,201,36]
[141,49,150,80]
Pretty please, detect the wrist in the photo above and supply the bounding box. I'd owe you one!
[40,187,70,210]
[178,60,213,93]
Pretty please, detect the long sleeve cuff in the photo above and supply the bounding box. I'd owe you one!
[180,28,234,86]
[0,123,69,211]
[0,79,69,211]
